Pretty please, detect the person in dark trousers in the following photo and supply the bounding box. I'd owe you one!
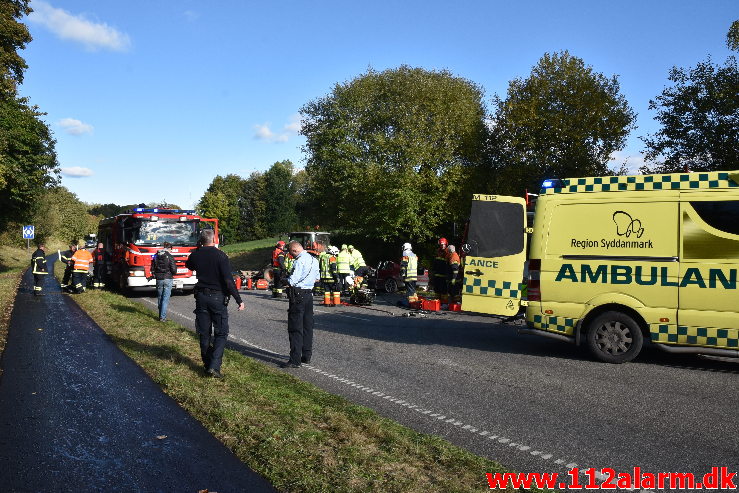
[31,243,48,296]
[185,229,244,378]
[280,241,319,368]
[149,241,177,321]
[60,243,77,292]
[90,242,109,288]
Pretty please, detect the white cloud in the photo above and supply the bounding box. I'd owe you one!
[284,114,302,134]
[253,115,303,143]
[58,117,93,135]
[28,1,131,52]
[609,151,648,175]
[60,166,94,178]
[253,123,289,143]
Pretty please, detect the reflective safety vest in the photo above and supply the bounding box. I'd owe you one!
[272,247,284,269]
[350,249,365,269]
[319,252,336,280]
[447,252,461,284]
[401,253,418,281]
[284,254,294,274]
[31,249,48,275]
[71,249,93,273]
[336,249,352,274]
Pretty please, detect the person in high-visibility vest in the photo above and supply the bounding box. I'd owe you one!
[319,246,338,306]
[400,242,418,306]
[348,245,368,279]
[335,244,353,294]
[59,243,77,292]
[446,244,461,303]
[31,243,48,296]
[271,241,287,298]
[91,242,109,288]
[70,247,93,294]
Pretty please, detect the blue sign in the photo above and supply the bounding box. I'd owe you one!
[23,225,35,239]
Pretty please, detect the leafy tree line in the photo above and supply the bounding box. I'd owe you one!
[197,160,308,243]
[199,21,736,251]
[0,0,60,243]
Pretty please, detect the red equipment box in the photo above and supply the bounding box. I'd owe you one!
[421,299,440,311]
[447,303,461,312]
[409,300,422,309]
[256,279,269,290]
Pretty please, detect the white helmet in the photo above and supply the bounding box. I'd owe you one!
[329,246,339,255]
[402,242,412,250]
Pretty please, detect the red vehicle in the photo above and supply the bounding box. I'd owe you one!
[98,208,218,292]
[371,260,429,293]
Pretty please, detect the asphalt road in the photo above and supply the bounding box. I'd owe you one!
[138,287,739,490]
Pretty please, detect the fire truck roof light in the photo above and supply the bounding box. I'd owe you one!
[131,208,196,215]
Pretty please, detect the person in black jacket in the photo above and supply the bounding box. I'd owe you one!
[149,241,177,321]
[31,243,48,296]
[185,230,244,378]
[60,243,77,292]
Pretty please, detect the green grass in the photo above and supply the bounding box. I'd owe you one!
[54,262,534,492]
[221,237,281,255]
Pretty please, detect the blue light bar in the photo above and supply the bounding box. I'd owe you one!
[542,180,555,188]
[132,208,196,214]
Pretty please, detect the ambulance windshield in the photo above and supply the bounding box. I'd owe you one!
[466,201,524,258]
[133,219,199,246]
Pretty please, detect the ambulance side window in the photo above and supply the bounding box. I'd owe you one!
[690,201,739,235]
[467,201,524,257]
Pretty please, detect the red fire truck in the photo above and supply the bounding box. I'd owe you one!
[97,208,218,292]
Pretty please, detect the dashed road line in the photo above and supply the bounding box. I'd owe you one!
[142,299,612,482]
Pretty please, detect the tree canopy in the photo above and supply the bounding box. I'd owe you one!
[641,56,738,173]
[301,65,488,242]
[0,0,31,98]
[489,51,636,195]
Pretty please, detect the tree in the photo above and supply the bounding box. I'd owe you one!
[0,96,59,232]
[197,174,245,243]
[0,0,32,98]
[728,20,739,52]
[36,186,97,243]
[239,171,268,241]
[301,65,488,242]
[641,56,738,173]
[264,160,298,235]
[489,51,636,195]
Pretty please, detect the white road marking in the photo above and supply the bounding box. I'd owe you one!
[141,298,592,477]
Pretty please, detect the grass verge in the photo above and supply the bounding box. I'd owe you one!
[60,275,531,492]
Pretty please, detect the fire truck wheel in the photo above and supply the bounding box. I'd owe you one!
[117,272,129,295]
[585,311,644,364]
[383,278,398,293]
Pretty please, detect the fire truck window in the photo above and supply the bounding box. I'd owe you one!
[134,220,199,246]
[467,200,524,258]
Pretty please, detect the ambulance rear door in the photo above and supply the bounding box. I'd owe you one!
[461,194,527,316]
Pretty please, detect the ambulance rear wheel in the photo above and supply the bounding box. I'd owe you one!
[586,311,643,364]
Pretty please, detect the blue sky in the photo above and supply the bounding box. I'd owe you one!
[20,0,738,210]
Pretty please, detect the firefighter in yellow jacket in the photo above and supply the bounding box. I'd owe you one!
[70,247,93,294]
[31,243,48,296]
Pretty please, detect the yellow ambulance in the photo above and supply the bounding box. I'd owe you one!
[461,170,739,363]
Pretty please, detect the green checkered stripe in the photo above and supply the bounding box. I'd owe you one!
[528,314,577,336]
[541,171,739,195]
[464,278,524,298]
[650,324,739,349]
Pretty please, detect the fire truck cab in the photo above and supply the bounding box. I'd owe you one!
[98,208,218,292]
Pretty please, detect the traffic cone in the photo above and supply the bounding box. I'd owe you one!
[332,291,341,306]
[323,291,332,306]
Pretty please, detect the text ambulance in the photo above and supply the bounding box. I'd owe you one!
[462,170,739,363]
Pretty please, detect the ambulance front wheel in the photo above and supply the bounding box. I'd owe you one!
[586,311,644,364]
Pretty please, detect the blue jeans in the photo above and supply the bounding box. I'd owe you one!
[156,279,173,320]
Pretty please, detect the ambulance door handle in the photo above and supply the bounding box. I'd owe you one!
[465,269,483,277]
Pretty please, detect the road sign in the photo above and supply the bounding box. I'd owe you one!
[23,225,35,239]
